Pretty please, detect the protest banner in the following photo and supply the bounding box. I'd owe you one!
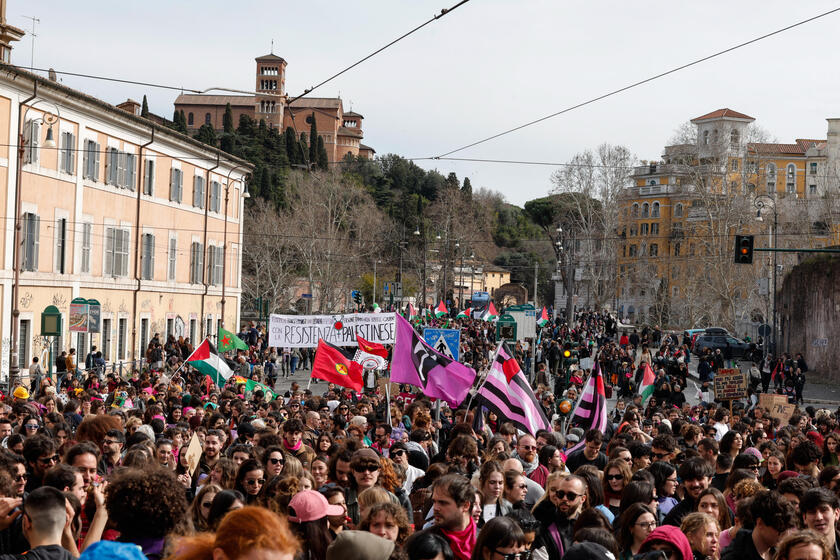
[268,313,395,348]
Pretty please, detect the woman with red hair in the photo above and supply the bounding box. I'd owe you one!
[167,506,299,560]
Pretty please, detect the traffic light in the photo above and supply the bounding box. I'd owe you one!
[734,235,754,264]
[351,290,362,305]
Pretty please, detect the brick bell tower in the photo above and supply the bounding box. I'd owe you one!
[254,52,287,129]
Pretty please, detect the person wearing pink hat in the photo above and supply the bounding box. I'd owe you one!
[288,490,345,560]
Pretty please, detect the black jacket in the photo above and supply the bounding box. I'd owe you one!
[533,499,576,560]
[662,495,696,527]
[720,528,762,560]
[0,544,74,560]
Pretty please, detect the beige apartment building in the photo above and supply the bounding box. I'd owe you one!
[0,63,250,379]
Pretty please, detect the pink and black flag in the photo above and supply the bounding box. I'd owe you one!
[565,357,608,454]
[390,313,476,407]
[475,342,550,436]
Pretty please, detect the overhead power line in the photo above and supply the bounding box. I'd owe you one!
[288,0,471,103]
[431,6,840,159]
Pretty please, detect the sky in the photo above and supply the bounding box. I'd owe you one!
[11,1,840,206]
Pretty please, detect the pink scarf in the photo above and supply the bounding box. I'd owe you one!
[283,439,302,452]
[442,520,476,560]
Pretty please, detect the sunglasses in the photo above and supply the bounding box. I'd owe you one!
[14,473,27,482]
[605,474,624,481]
[651,452,670,459]
[37,455,59,465]
[391,450,405,457]
[493,551,532,560]
[268,457,285,465]
[552,490,581,501]
[353,464,380,473]
[24,424,39,430]
[201,501,213,508]
[245,478,265,486]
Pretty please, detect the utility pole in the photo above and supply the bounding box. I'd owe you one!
[565,232,575,324]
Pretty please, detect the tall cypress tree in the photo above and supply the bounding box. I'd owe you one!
[317,136,328,170]
[284,127,298,164]
[308,113,318,165]
[141,95,149,118]
[223,103,234,134]
[299,133,309,167]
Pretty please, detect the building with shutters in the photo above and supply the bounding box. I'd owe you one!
[0,59,250,381]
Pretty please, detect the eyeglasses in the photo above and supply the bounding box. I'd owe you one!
[353,464,380,473]
[552,490,581,501]
[339,406,348,411]
[245,478,265,486]
[103,439,120,446]
[24,424,39,430]
[268,457,285,465]
[651,452,670,459]
[635,521,657,529]
[519,445,536,451]
[605,474,624,481]
[493,550,532,560]
[37,455,59,465]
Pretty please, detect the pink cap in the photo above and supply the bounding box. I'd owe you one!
[288,490,344,523]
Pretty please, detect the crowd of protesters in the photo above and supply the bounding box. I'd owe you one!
[0,308,831,560]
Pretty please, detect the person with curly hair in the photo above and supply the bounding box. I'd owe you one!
[104,467,188,559]
[167,506,299,560]
[360,501,411,546]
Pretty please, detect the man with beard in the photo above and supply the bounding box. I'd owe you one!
[663,457,713,527]
[420,474,476,560]
[514,435,539,475]
[533,474,588,560]
[195,429,223,485]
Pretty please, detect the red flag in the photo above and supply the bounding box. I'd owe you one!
[356,335,388,359]
[771,361,781,381]
[312,339,364,391]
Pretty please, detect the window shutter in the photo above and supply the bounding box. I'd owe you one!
[59,132,67,172]
[82,140,90,178]
[105,228,114,276]
[168,237,176,280]
[190,243,197,283]
[93,143,100,181]
[121,229,130,276]
[197,243,204,284]
[126,153,136,190]
[170,169,176,201]
[67,133,75,173]
[32,215,40,270]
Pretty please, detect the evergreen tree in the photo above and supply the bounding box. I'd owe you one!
[461,177,472,200]
[299,133,309,167]
[237,114,256,136]
[177,110,188,134]
[223,103,234,134]
[194,123,217,146]
[141,95,149,118]
[308,113,318,165]
[284,127,298,164]
[317,136,328,170]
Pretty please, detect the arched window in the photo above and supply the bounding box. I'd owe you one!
[712,129,719,145]
[730,129,740,147]
[652,202,660,217]
[632,203,640,217]
[205,113,211,125]
[642,203,650,218]
[767,163,777,191]
[674,242,681,256]
[703,130,709,145]
[674,203,683,217]
[787,163,796,178]
[786,164,796,193]
[187,112,194,126]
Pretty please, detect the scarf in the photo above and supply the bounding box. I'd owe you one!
[283,439,302,452]
[442,520,477,560]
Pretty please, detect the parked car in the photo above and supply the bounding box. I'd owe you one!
[693,333,751,358]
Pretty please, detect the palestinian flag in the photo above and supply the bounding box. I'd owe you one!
[186,339,233,387]
[537,307,549,327]
[456,308,470,319]
[218,327,249,352]
[639,362,656,405]
[481,302,499,322]
[435,301,448,318]
[311,339,364,391]
[244,379,277,400]
[407,303,418,320]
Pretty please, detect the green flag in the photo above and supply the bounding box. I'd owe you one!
[244,379,277,400]
[218,327,249,352]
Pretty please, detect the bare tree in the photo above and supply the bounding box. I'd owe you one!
[241,198,297,314]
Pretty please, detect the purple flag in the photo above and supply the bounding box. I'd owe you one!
[391,313,476,407]
[565,357,608,455]
[476,343,550,436]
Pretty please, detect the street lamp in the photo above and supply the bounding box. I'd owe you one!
[10,90,60,390]
[220,164,250,330]
[754,194,777,358]
[414,227,426,310]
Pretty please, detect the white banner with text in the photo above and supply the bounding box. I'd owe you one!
[268,313,396,348]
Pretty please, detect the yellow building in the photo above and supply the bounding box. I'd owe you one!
[616,108,834,328]
[0,63,250,380]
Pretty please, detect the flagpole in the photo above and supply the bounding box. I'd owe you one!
[465,342,503,413]
[385,382,392,425]
[565,351,599,429]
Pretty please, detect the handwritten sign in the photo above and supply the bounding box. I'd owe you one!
[184,432,203,476]
[759,393,788,411]
[268,313,395,348]
[713,369,747,400]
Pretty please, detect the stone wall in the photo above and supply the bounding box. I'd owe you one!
[777,255,840,378]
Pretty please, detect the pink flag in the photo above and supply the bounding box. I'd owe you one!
[390,314,476,407]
